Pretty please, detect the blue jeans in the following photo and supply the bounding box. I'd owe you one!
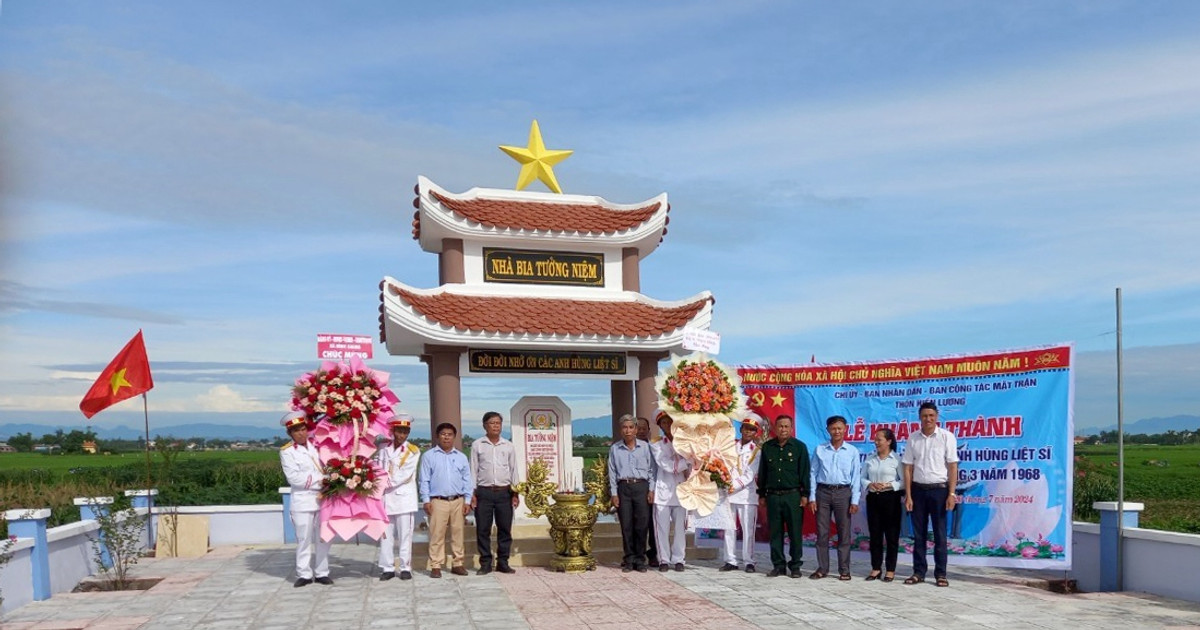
[909,485,948,578]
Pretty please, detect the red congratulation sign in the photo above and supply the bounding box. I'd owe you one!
[316,333,374,360]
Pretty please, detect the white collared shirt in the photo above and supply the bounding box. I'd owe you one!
[901,426,959,484]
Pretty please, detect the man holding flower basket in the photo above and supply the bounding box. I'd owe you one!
[279,411,333,587]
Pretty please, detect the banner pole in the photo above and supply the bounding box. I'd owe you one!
[142,392,153,548]
[1115,287,1125,591]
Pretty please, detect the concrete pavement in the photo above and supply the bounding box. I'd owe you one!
[3,544,1199,630]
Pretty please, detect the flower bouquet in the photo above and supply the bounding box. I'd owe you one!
[320,455,382,500]
[291,357,400,463]
[656,352,745,519]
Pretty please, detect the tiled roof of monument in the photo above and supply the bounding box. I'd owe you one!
[409,178,670,251]
[378,280,712,343]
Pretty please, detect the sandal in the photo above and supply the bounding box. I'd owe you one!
[808,571,827,580]
[936,577,950,587]
[865,571,881,581]
[838,574,852,581]
[903,575,924,585]
[882,572,895,582]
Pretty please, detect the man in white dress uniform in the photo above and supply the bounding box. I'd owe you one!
[279,411,333,587]
[722,414,762,573]
[377,415,421,581]
[651,411,692,572]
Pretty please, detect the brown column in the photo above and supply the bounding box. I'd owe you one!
[621,247,640,292]
[440,238,465,284]
[610,380,634,439]
[425,344,465,449]
[634,351,667,438]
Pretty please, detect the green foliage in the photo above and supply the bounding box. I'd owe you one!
[1074,444,1200,532]
[86,493,146,590]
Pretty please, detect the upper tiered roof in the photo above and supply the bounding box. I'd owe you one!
[411,176,670,258]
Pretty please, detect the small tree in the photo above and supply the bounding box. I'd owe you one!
[86,494,147,590]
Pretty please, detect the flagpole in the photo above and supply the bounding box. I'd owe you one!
[142,392,153,549]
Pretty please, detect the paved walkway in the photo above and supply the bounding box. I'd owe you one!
[4,545,1200,630]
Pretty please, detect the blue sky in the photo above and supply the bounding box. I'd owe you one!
[1,1,1198,434]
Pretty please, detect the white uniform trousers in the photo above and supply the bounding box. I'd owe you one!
[723,503,758,566]
[378,512,416,572]
[654,504,687,565]
[291,510,331,579]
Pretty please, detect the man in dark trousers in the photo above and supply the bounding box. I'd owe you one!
[470,411,520,575]
[757,414,811,578]
[608,414,656,572]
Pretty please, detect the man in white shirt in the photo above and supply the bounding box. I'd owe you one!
[377,415,420,581]
[279,411,332,587]
[470,411,520,575]
[651,411,691,572]
[721,414,761,573]
[902,402,959,587]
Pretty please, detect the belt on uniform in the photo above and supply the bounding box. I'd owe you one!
[430,495,459,501]
[477,485,511,491]
[912,482,947,490]
[617,478,648,484]
[765,488,799,496]
[818,483,850,490]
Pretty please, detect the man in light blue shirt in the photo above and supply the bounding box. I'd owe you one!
[607,414,657,572]
[419,422,473,578]
[808,415,863,580]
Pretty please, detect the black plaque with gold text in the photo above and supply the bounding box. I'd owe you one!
[468,349,627,375]
[483,247,604,287]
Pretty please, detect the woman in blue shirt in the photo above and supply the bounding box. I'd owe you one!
[862,427,903,582]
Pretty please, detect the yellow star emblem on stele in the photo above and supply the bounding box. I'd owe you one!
[770,392,787,408]
[109,367,133,395]
[499,120,573,194]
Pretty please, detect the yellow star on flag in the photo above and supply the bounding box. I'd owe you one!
[770,392,787,407]
[499,120,573,194]
[109,367,132,395]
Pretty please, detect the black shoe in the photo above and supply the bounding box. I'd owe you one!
[648,559,660,568]
[496,565,516,574]
[766,568,786,577]
[293,578,312,588]
[315,576,334,585]
[379,571,395,581]
[790,569,802,579]
[400,571,412,580]
[477,566,492,576]
[719,563,738,572]
[622,566,633,573]
[745,564,756,573]
[658,564,670,572]
[620,560,629,568]
[674,563,684,572]
[636,565,648,573]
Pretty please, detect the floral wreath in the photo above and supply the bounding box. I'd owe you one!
[655,352,747,421]
[290,357,400,464]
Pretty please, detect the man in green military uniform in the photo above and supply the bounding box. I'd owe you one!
[757,414,811,578]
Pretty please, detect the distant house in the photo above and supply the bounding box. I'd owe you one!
[82,440,98,454]
[1073,436,1088,445]
[32,444,59,453]
[0,443,15,453]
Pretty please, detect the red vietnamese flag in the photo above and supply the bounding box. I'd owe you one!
[79,331,154,419]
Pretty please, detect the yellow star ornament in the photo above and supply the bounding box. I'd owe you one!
[109,368,132,395]
[499,120,573,194]
[770,392,787,408]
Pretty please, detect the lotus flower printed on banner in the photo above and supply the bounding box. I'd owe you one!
[655,353,747,518]
[290,357,398,542]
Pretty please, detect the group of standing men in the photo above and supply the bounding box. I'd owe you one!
[279,410,521,586]
[609,403,960,587]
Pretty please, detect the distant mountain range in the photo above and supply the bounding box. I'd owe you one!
[1076,414,1200,437]
[0,411,618,442]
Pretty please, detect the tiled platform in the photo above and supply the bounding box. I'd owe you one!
[3,544,1200,630]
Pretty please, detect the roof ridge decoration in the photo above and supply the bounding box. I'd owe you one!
[411,176,671,257]
[498,120,573,194]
